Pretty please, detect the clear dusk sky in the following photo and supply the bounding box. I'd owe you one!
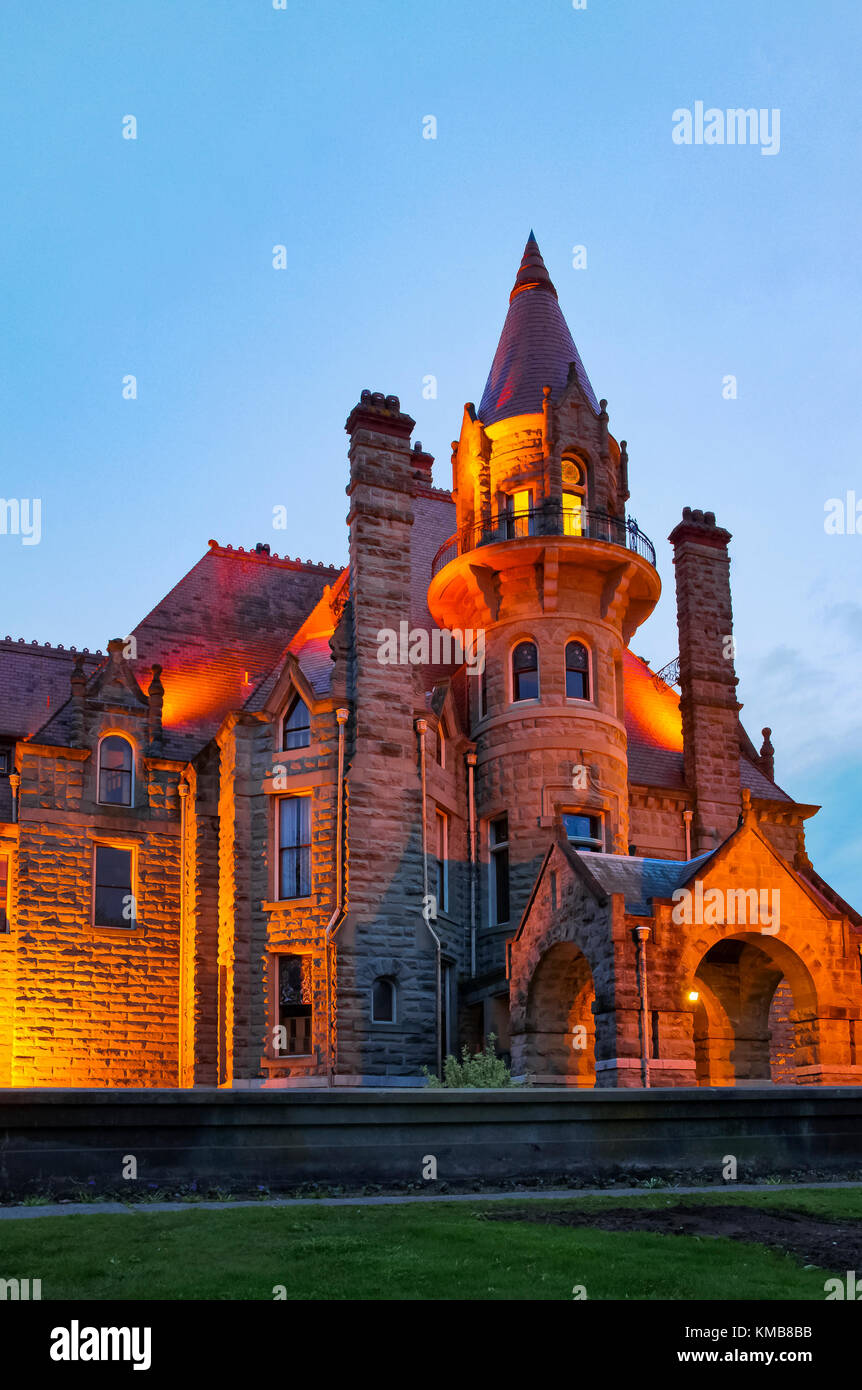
[1,0,860,901]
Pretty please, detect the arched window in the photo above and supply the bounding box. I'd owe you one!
[512,641,539,702]
[561,455,587,536]
[371,976,396,1023]
[98,735,134,806]
[565,641,591,700]
[282,695,310,750]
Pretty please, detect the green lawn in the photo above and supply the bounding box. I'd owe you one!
[0,1188,858,1301]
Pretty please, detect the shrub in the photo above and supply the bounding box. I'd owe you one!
[423,1034,516,1088]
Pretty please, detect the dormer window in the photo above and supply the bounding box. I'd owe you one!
[98,735,134,806]
[282,695,311,751]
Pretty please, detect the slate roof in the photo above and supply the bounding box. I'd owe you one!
[31,544,340,761]
[566,844,713,915]
[0,639,103,739]
[478,233,600,426]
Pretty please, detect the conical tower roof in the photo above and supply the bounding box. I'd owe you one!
[478,233,599,426]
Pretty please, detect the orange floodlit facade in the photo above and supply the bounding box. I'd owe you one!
[0,235,860,1090]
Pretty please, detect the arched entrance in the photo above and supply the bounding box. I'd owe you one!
[514,941,596,1085]
[691,933,814,1086]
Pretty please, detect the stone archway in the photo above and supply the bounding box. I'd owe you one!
[513,941,596,1085]
[691,933,814,1086]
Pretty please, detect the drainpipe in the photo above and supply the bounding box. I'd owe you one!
[416,718,442,1078]
[9,773,20,825]
[634,925,651,1088]
[683,808,693,860]
[467,750,477,978]
[177,778,189,1088]
[325,707,349,1088]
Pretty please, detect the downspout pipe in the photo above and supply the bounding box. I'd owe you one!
[683,808,693,860]
[634,925,651,1089]
[325,707,349,1088]
[467,750,477,978]
[178,778,189,1088]
[9,772,20,825]
[416,718,442,1079]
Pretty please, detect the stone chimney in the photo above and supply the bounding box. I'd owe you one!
[668,508,741,853]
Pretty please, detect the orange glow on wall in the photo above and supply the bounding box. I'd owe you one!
[622,649,683,752]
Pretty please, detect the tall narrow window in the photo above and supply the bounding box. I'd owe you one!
[562,491,584,536]
[512,641,539,702]
[489,815,510,925]
[275,954,312,1055]
[282,695,311,750]
[98,736,133,806]
[565,641,591,700]
[278,795,312,899]
[435,724,445,767]
[0,750,9,776]
[371,976,396,1023]
[506,489,533,539]
[0,856,8,933]
[563,812,603,853]
[93,845,133,927]
[435,809,448,914]
[478,666,488,720]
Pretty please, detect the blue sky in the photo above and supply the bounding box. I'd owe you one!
[1,0,860,901]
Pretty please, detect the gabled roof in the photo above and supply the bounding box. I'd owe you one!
[565,844,712,916]
[0,639,103,740]
[478,233,600,426]
[32,544,339,759]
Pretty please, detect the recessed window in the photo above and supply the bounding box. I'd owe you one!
[512,641,539,702]
[478,667,488,720]
[0,750,9,776]
[563,812,603,853]
[98,736,133,806]
[282,695,311,751]
[565,641,591,700]
[371,976,396,1023]
[0,856,8,933]
[489,815,510,925]
[275,954,312,1055]
[505,489,533,539]
[93,845,134,927]
[435,724,445,767]
[562,492,584,536]
[435,809,448,914]
[561,455,587,531]
[278,795,312,899]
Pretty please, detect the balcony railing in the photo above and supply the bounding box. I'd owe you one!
[431,504,656,577]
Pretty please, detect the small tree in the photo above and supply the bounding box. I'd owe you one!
[423,1034,516,1088]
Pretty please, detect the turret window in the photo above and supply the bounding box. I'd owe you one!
[505,489,533,539]
[512,641,539,702]
[371,976,397,1024]
[565,641,591,700]
[97,736,134,806]
[489,815,510,925]
[563,812,604,853]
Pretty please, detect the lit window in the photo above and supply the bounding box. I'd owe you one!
[563,813,603,853]
[278,795,312,899]
[489,815,510,925]
[506,489,533,539]
[512,641,539,702]
[282,695,311,751]
[0,856,8,933]
[98,736,133,806]
[565,641,591,700]
[562,492,583,536]
[371,976,396,1023]
[94,845,134,927]
[435,810,448,914]
[275,954,312,1055]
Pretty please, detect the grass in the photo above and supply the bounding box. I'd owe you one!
[0,1188,858,1301]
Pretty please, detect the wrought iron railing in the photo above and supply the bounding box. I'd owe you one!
[431,504,656,577]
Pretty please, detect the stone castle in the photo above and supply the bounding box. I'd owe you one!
[1,234,859,1090]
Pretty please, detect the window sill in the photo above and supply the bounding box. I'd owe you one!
[91,926,138,938]
[262,897,314,911]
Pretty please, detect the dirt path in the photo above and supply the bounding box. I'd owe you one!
[484,1204,861,1273]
